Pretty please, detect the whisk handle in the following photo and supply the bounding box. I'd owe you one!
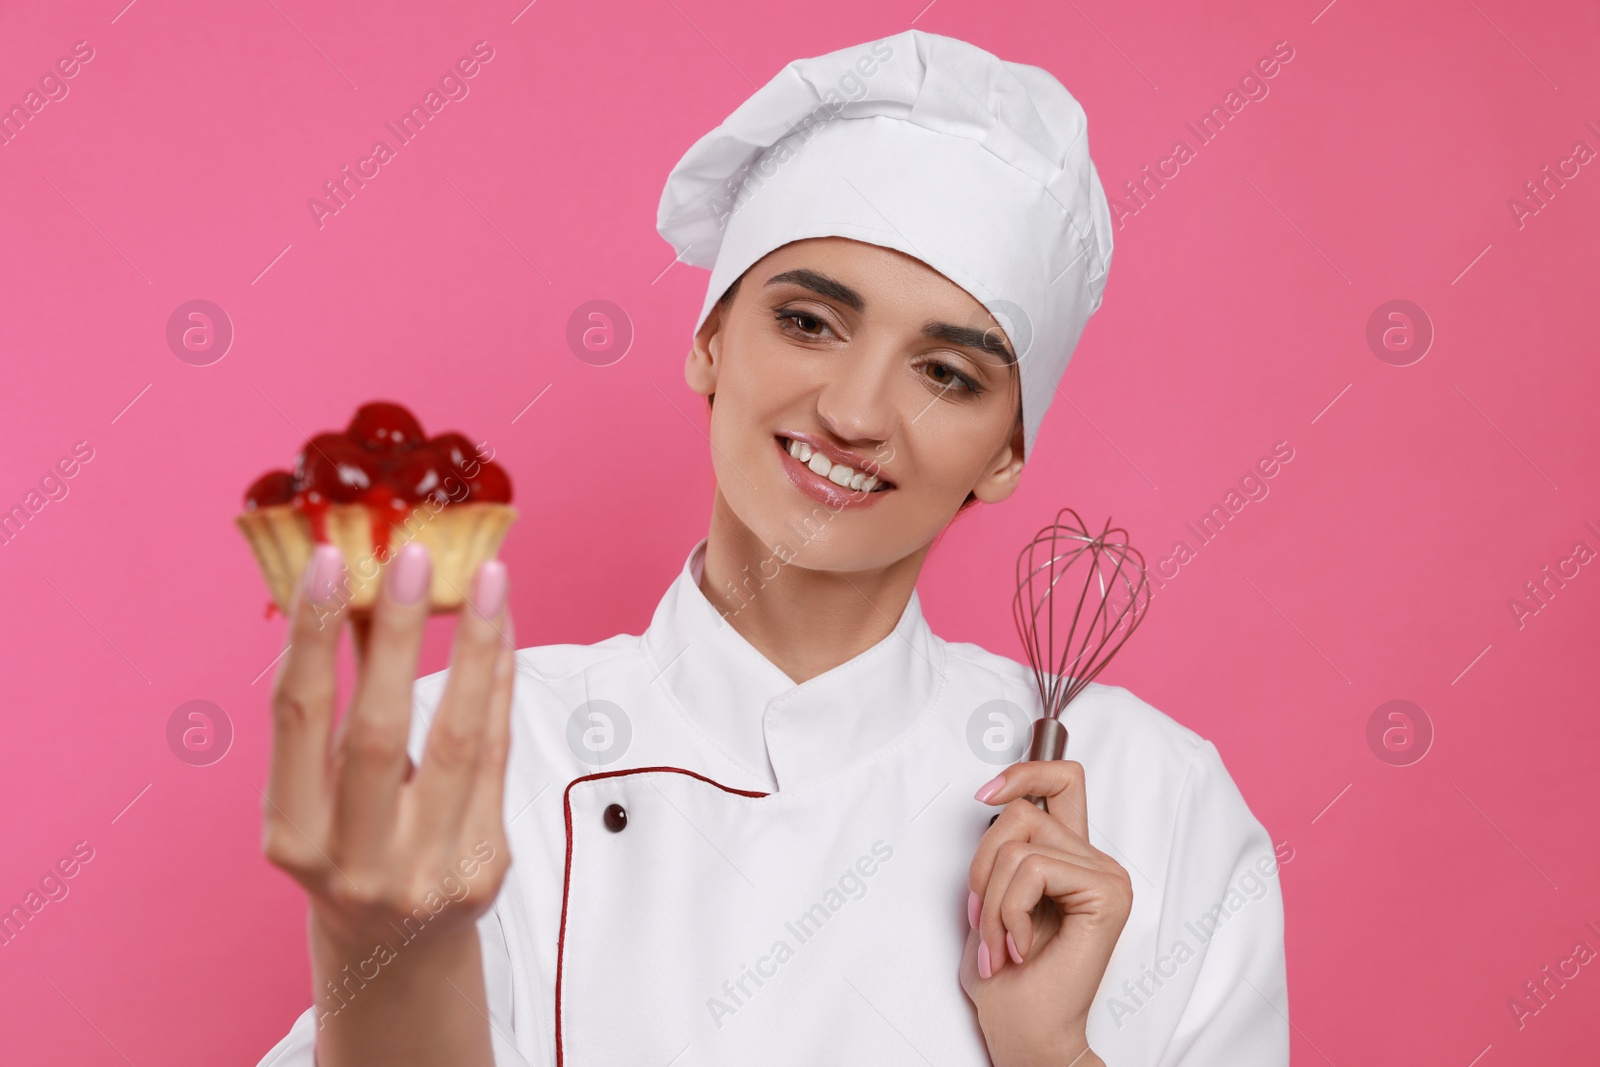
[1024,717,1068,812]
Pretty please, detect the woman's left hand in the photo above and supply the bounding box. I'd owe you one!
[960,760,1132,1067]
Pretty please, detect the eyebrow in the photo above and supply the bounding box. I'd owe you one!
[764,268,1016,364]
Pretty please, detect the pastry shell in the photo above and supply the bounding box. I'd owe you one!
[236,501,516,614]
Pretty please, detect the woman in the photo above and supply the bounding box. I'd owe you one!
[258,29,1288,1067]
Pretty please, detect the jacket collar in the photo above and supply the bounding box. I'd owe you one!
[642,538,947,792]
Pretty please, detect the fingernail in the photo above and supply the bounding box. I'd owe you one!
[388,542,431,605]
[302,545,344,605]
[967,890,980,931]
[1006,931,1023,965]
[974,773,1006,803]
[471,559,508,620]
[977,940,992,980]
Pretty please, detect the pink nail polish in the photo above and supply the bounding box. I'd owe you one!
[302,545,344,605]
[388,542,431,605]
[472,559,508,619]
[977,940,992,980]
[1006,931,1023,965]
[967,890,980,931]
[973,773,1006,803]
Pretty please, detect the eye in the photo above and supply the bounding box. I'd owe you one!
[919,358,983,397]
[774,309,836,340]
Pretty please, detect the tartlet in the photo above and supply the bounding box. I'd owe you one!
[237,401,516,614]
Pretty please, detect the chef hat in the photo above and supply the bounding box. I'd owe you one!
[656,28,1114,459]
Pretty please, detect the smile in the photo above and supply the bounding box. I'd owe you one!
[778,436,888,492]
[774,434,895,510]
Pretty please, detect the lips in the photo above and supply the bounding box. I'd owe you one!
[774,434,895,510]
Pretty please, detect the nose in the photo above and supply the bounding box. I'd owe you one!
[814,342,899,447]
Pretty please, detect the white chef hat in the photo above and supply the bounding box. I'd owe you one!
[656,28,1114,459]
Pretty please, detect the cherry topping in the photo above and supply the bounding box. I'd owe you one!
[295,433,380,503]
[430,432,482,474]
[385,443,451,503]
[248,404,511,521]
[244,470,296,509]
[348,401,424,452]
[466,460,513,503]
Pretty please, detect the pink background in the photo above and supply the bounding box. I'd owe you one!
[2,0,1597,1062]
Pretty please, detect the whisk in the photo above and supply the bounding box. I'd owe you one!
[1012,508,1152,811]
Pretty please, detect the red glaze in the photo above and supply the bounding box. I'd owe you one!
[359,484,410,559]
[245,470,296,509]
[348,401,425,451]
[251,404,512,553]
[295,490,332,542]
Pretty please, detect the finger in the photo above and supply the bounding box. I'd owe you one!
[458,614,516,853]
[997,850,1129,960]
[331,542,433,862]
[969,798,1094,900]
[974,760,1088,841]
[977,838,1073,972]
[409,560,509,851]
[958,928,983,996]
[263,545,347,873]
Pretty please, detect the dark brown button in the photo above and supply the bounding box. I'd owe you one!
[603,803,627,832]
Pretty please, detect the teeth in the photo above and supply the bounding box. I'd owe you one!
[783,437,884,493]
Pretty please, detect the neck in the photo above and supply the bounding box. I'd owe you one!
[697,490,927,684]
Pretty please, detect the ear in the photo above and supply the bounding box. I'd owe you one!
[684,303,725,398]
[971,418,1026,504]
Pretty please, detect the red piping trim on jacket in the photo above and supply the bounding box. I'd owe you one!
[554,766,771,1066]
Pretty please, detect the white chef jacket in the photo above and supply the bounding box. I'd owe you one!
[259,538,1289,1066]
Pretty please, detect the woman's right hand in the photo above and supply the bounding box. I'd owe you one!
[261,541,516,1067]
